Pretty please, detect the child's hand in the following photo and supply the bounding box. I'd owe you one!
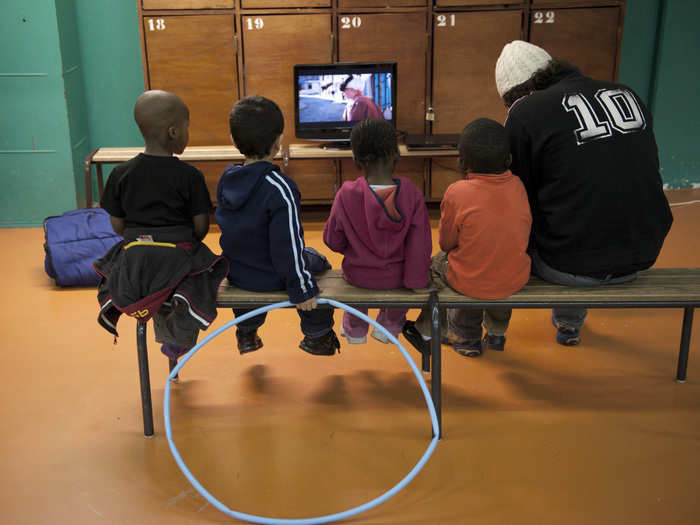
[296,297,318,311]
[410,286,434,294]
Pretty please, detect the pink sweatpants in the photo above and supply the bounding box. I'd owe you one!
[342,308,408,338]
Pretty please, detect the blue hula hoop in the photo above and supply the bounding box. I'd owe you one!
[164,298,440,524]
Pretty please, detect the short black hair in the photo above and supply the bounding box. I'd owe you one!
[350,118,398,167]
[502,59,580,108]
[229,95,284,158]
[458,118,510,174]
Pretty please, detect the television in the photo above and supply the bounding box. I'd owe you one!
[294,62,397,146]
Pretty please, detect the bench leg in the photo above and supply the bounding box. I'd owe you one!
[429,292,442,439]
[169,357,179,382]
[136,322,155,437]
[676,307,694,383]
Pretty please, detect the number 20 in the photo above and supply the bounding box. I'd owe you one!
[340,16,362,29]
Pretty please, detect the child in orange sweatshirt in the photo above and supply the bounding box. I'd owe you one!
[403,118,532,357]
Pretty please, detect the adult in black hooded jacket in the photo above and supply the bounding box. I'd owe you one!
[495,40,672,346]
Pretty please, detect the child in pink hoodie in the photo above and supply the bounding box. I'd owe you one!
[323,119,432,343]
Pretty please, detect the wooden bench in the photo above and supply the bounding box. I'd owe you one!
[133,268,700,438]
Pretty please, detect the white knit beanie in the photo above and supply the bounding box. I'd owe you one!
[495,40,552,98]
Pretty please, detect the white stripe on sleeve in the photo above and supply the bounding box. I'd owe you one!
[264,174,310,294]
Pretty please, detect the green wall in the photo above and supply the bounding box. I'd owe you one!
[0,1,78,226]
[0,1,698,226]
[647,0,700,187]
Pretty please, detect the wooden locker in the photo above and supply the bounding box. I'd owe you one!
[338,12,427,134]
[429,157,462,201]
[436,0,521,6]
[144,14,238,146]
[340,158,425,193]
[338,1,425,7]
[191,161,232,206]
[142,0,234,9]
[241,13,335,201]
[241,13,332,142]
[531,0,614,6]
[286,160,338,201]
[529,7,621,82]
[337,11,427,191]
[430,9,521,200]
[240,1,330,7]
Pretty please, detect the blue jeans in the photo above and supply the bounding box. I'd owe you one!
[529,250,638,331]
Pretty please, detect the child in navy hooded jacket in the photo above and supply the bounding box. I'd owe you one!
[323,119,432,344]
[215,95,340,356]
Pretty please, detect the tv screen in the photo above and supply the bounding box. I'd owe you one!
[294,62,397,143]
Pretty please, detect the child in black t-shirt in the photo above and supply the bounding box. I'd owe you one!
[101,90,211,240]
[96,90,227,362]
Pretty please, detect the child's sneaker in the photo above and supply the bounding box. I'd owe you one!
[340,326,367,344]
[401,320,430,356]
[299,330,341,356]
[556,327,580,346]
[370,328,391,344]
[452,338,482,357]
[236,329,263,354]
[482,334,506,351]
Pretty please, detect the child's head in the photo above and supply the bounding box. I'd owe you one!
[350,118,399,171]
[458,118,511,174]
[229,95,284,160]
[134,90,189,155]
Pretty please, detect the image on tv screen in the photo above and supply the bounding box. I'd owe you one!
[297,72,393,124]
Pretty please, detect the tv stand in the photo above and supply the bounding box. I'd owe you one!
[319,142,351,150]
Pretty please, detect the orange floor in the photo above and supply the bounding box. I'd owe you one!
[1,190,699,525]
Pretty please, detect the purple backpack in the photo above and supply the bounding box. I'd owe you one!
[43,208,122,287]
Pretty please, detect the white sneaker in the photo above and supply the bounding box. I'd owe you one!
[370,328,391,344]
[340,327,366,344]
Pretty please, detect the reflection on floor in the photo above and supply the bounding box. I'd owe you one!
[1,190,698,525]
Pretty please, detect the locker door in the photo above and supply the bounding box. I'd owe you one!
[240,1,329,7]
[338,11,428,195]
[436,0,520,5]
[242,13,336,201]
[341,158,425,194]
[529,7,621,82]
[430,9,522,200]
[338,1,425,6]
[142,0,234,9]
[242,13,332,141]
[144,14,238,146]
[338,12,427,134]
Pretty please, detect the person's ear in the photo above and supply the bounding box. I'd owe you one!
[272,134,282,156]
[167,125,177,140]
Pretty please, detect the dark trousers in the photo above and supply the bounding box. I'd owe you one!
[233,307,334,339]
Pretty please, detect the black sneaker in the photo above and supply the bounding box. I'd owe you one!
[556,328,580,346]
[299,330,340,356]
[483,334,506,351]
[401,321,430,356]
[236,329,263,354]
